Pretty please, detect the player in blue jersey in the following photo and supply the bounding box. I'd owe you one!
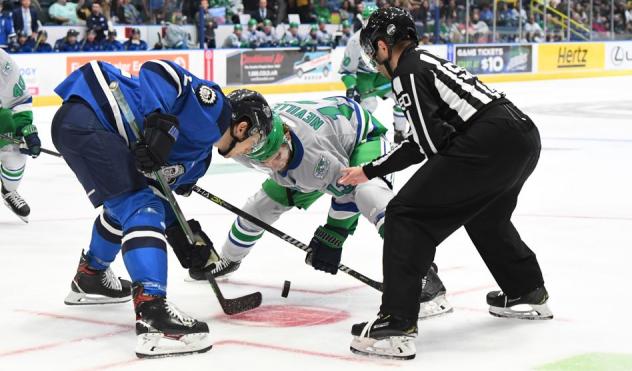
[51,60,270,358]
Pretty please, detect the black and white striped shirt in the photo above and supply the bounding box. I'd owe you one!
[363,45,506,179]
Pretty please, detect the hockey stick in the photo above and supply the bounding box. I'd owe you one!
[192,185,384,292]
[108,81,262,315]
[0,133,62,157]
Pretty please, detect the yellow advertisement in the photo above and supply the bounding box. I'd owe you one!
[538,43,605,72]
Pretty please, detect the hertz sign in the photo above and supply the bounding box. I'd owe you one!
[538,43,605,72]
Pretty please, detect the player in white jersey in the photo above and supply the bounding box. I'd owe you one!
[339,5,408,143]
[189,90,452,319]
[0,49,41,222]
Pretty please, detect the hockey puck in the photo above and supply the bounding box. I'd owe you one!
[281,280,291,298]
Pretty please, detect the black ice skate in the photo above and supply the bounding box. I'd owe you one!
[487,286,553,320]
[188,256,241,281]
[134,284,212,358]
[64,251,132,305]
[2,185,30,223]
[419,263,453,320]
[350,313,418,360]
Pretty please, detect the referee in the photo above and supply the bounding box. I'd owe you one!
[339,7,553,360]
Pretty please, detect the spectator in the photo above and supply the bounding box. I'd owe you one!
[87,2,107,41]
[413,0,428,34]
[208,0,236,24]
[295,0,314,24]
[81,28,101,51]
[302,23,319,50]
[353,0,364,31]
[251,0,273,25]
[117,0,142,24]
[440,0,457,22]
[102,28,122,50]
[196,0,209,23]
[260,18,278,47]
[339,0,354,24]
[0,1,15,49]
[181,0,197,22]
[419,32,431,45]
[164,17,192,49]
[12,0,38,37]
[59,28,80,51]
[479,4,493,25]
[222,23,247,48]
[338,20,352,46]
[497,2,511,27]
[244,17,263,47]
[147,0,166,23]
[34,28,51,52]
[123,27,147,50]
[48,0,83,25]
[280,21,304,47]
[15,30,34,52]
[196,0,217,48]
[524,13,543,42]
[468,9,490,42]
[316,17,332,46]
[441,14,463,43]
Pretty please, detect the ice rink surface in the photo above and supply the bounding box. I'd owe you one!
[1,76,631,371]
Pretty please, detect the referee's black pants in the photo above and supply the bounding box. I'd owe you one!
[381,102,545,320]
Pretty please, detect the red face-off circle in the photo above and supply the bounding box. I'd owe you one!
[220,305,350,327]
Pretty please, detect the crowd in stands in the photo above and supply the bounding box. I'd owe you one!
[1,0,631,53]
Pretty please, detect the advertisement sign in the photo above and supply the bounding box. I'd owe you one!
[66,53,189,75]
[538,43,604,72]
[605,42,632,70]
[454,45,532,74]
[226,48,335,85]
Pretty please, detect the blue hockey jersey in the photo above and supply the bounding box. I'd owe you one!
[54,60,232,190]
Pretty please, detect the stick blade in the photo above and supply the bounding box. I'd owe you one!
[206,272,262,315]
[221,291,263,315]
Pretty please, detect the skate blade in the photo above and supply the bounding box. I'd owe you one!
[418,294,454,321]
[64,290,131,305]
[489,303,554,320]
[135,332,213,359]
[350,336,416,360]
[3,201,29,223]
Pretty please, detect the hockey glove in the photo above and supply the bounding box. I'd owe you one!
[393,129,406,145]
[346,88,361,103]
[133,112,179,173]
[19,125,41,158]
[305,224,349,275]
[175,183,195,197]
[165,219,215,269]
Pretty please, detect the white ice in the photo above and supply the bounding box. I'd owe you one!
[1,76,631,371]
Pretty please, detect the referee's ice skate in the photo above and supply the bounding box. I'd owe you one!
[350,313,417,360]
[419,263,453,320]
[487,286,553,320]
